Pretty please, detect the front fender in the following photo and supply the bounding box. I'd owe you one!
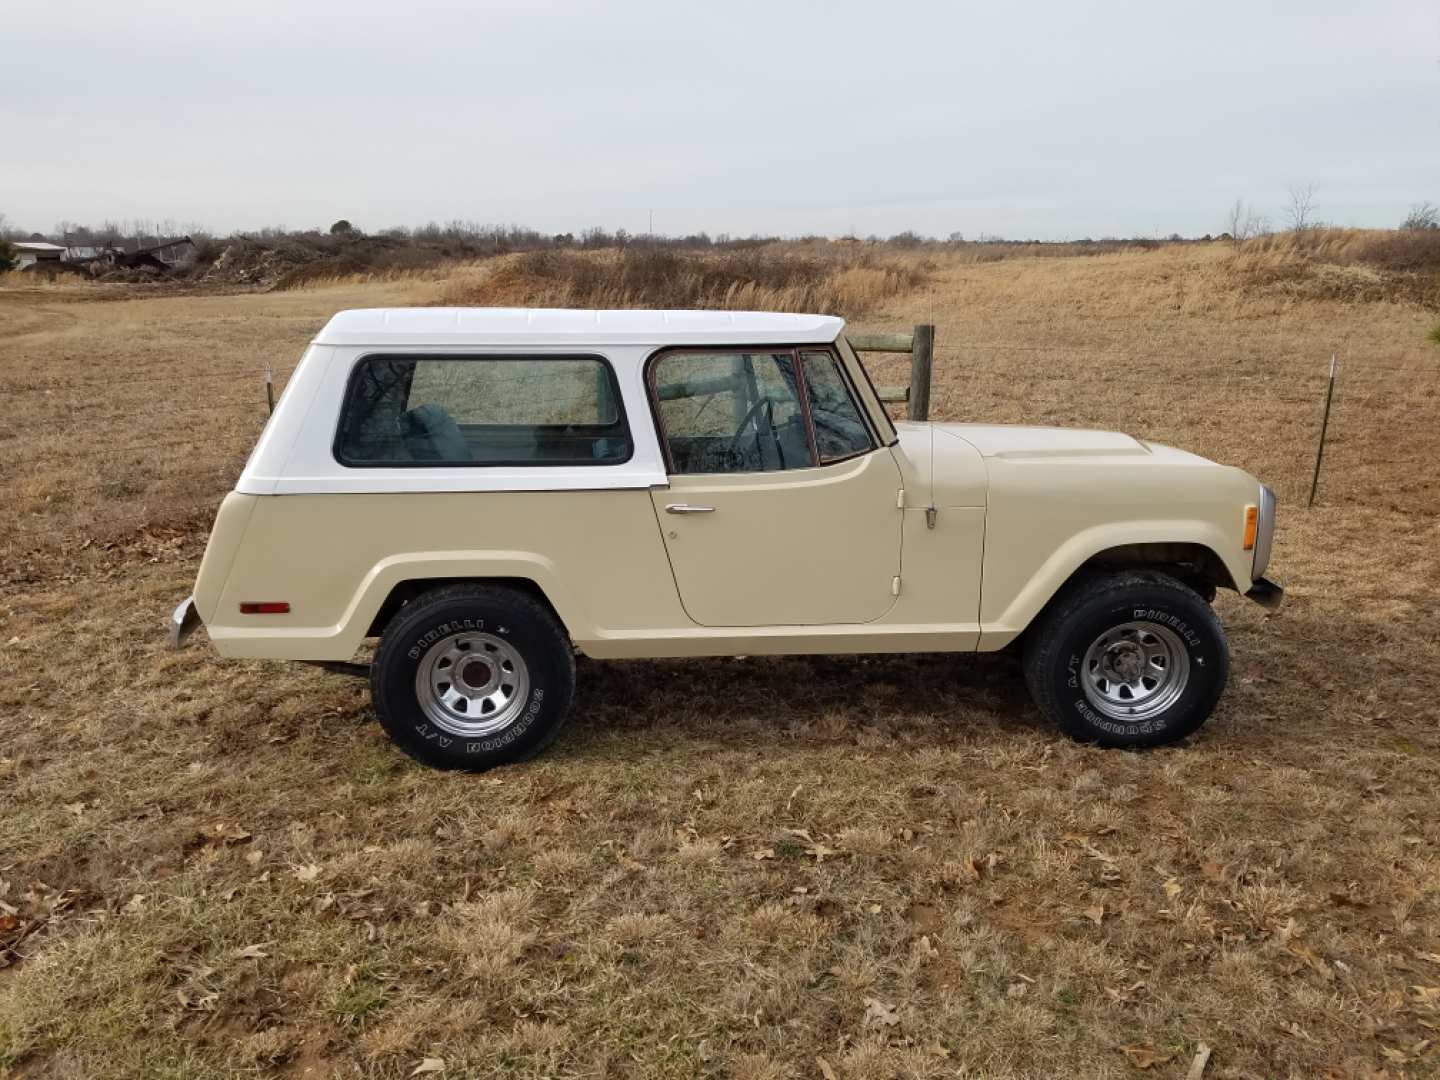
[978,519,1246,650]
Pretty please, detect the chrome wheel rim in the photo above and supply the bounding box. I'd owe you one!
[1080,621,1190,722]
[414,631,529,737]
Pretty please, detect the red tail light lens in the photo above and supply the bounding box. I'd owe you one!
[239,602,290,614]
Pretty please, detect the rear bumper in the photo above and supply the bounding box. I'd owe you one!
[1245,576,1284,610]
[168,595,202,648]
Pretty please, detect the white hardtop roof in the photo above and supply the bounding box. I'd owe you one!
[313,308,845,348]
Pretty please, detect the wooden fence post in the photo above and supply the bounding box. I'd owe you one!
[851,325,935,419]
[909,323,934,421]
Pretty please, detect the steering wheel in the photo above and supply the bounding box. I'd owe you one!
[730,395,777,466]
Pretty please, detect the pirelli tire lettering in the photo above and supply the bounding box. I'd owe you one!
[1131,608,1202,648]
[408,618,495,660]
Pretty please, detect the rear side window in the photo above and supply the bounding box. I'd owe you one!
[334,355,632,466]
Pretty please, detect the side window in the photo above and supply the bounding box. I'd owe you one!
[334,355,632,466]
[652,351,815,474]
[800,350,874,462]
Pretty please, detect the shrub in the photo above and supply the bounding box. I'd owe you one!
[443,246,928,316]
[1402,202,1439,232]
[1232,228,1440,306]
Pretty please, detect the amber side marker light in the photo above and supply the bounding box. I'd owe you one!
[1242,505,1259,551]
[239,601,290,614]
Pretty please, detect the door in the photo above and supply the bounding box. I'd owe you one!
[648,347,903,627]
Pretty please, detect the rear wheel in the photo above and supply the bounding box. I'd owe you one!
[1023,571,1228,748]
[371,584,575,770]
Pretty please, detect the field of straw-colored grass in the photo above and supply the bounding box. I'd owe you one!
[2,240,1440,1079]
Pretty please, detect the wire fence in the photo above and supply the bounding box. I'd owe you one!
[2,342,1437,556]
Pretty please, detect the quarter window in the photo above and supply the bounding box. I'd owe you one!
[800,350,874,462]
[334,355,632,466]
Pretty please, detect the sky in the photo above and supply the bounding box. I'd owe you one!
[2,0,1437,241]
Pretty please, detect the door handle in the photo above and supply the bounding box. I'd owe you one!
[665,503,716,514]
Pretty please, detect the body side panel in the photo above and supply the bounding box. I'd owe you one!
[204,490,688,660]
[191,492,259,622]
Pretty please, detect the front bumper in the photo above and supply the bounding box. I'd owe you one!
[1245,576,1284,610]
[168,595,202,648]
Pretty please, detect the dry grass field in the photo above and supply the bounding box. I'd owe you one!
[3,239,1440,1079]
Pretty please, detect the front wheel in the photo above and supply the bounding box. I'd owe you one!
[370,584,576,770]
[1023,571,1229,748]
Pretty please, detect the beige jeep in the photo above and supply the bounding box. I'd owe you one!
[171,308,1280,770]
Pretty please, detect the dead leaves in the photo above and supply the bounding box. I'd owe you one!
[1120,1043,1173,1069]
[783,829,844,864]
[1104,980,1147,1006]
[1063,833,1124,884]
[202,822,253,847]
[862,997,900,1028]
[0,883,80,968]
[750,829,850,864]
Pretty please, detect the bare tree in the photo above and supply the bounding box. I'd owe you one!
[1225,198,1267,243]
[1401,201,1440,231]
[1285,183,1318,233]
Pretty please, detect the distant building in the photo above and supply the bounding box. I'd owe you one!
[11,241,66,270]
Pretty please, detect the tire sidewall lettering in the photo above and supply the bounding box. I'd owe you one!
[1051,590,1225,747]
[1130,607,1202,649]
[406,617,496,660]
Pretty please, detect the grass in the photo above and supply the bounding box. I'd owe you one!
[2,241,1440,1077]
[439,246,929,315]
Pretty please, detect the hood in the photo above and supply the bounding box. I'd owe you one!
[933,422,1155,461]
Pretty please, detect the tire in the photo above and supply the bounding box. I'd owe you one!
[1022,570,1228,748]
[370,584,575,771]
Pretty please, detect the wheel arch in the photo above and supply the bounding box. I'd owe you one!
[1075,541,1235,601]
[366,576,569,639]
[982,530,1243,651]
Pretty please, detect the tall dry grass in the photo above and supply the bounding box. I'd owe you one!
[440,246,929,316]
[1227,227,1440,307]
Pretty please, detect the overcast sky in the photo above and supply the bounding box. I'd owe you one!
[3,0,1437,240]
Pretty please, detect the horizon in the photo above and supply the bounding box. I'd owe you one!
[3,1,1438,240]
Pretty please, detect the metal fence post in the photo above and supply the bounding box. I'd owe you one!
[1307,354,1337,508]
[265,365,275,415]
[908,323,934,421]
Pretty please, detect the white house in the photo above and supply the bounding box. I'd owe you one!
[11,241,66,270]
